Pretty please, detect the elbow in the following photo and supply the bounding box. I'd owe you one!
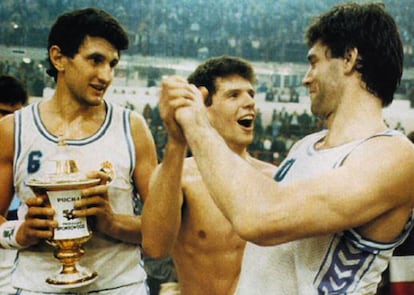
[232,215,285,247]
[232,215,266,245]
[142,239,171,260]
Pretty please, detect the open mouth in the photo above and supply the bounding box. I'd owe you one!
[237,115,255,128]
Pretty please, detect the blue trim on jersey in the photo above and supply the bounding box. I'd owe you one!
[315,233,377,294]
[32,101,114,146]
[122,108,135,178]
[13,110,22,177]
[32,103,56,143]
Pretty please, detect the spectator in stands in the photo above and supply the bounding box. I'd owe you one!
[142,56,277,295]
[159,3,414,294]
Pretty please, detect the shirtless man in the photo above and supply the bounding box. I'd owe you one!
[159,3,414,294]
[142,56,277,295]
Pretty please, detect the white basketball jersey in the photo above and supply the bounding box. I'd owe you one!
[12,102,146,293]
[236,129,413,295]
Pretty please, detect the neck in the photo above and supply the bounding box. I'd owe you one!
[39,94,106,140]
[227,142,250,159]
[320,93,387,149]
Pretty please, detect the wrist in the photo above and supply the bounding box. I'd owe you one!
[0,220,27,249]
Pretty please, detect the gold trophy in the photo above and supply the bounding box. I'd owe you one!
[26,140,100,288]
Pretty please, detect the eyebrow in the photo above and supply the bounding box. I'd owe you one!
[223,87,255,96]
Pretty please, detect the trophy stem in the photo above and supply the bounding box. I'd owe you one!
[45,238,98,288]
[56,245,83,274]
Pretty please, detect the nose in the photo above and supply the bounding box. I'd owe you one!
[243,92,255,108]
[302,68,311,87]
[97,64,114,84]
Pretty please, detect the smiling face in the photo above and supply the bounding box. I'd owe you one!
[302,40,345,121]
[207,74,256,153]
[59,36,120,106]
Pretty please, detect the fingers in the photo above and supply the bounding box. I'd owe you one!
[74,185,110,218]
[73,197,105,217]
[161,76,201,102]
[86,170,112,185]
[80,184,108,199]
[22,197,57,244]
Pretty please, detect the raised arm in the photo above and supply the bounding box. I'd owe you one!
[168,76,414,246]
[141,140,187,258]
[142,77,191,258]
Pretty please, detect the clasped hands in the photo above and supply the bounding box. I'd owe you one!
[159,76,209,143]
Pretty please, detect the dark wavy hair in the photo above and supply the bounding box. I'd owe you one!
[0,75,28,105]
[187,56,256,106]
[305,2,403,107]
[46,7,129,81]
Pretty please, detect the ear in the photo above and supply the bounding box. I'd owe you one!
[199,86,209,102]
[343,47,359,74]
[49,45,66,72]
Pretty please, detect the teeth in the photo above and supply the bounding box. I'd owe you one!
[239,114,254,120]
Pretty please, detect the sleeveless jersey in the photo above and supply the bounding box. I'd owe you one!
[235,129,414,295]
[12,102,146,293]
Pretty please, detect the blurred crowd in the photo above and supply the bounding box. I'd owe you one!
[136,102,322,165]
[1,0,413,65]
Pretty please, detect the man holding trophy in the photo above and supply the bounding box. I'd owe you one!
[0,7,157,295]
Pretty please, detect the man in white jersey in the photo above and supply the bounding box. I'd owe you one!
[0,8,157,295]
[158,3,414,294]
[0,75,28,295]
[142,56,277,295]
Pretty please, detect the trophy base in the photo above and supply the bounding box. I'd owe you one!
[46,264,98,289]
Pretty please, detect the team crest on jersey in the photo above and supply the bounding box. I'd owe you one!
[100,161,115,182]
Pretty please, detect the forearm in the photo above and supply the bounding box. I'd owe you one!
[141,139,187,258]
[102,214,143,244]
[182,122,280,239]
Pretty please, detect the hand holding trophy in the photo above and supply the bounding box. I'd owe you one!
[25,139,108,288]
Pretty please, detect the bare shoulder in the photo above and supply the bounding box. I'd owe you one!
[247,156,278,178]
[129,109,155,147]
[129,109,149,130]
[346,133,414,166]
[343,134,414,204]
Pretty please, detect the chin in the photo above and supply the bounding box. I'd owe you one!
[88,97,105,106]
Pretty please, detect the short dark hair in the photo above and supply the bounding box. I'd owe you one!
[46,7,129,81]
[0,75,28,105]
[305,3,403,107]
[188,56,256,106]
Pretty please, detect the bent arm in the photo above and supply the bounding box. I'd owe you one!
[97,112,158,244]
[182,118,414,246]
[0,116,56,248]
[142,139,187,258]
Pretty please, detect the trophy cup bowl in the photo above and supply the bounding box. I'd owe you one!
[25,154,100,288]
